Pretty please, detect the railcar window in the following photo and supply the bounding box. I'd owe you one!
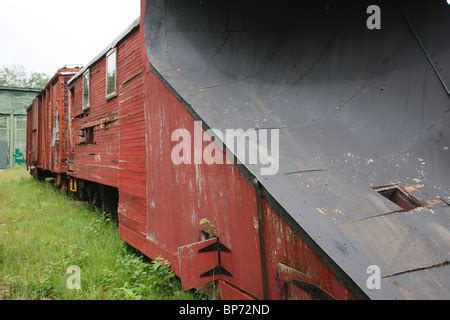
[83,70,90,110]
[81,127,94,145]
[106,49,117,99]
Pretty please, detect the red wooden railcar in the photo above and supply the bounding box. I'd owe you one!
[28,20,353,300]
[26,66,80,183]
[26,0,450,300]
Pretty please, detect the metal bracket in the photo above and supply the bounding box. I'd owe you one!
[198,240,233,279]
[200,266,233,278]
[292,280,336,300]
[198,241,231,253]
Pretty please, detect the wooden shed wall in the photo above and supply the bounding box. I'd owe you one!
[1,88,38,167]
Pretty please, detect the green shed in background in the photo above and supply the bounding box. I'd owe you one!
[0,87,40,169]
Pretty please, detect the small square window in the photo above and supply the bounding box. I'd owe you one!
[83,71,90,110]
[106,49,117,99]
[81,127,94,145]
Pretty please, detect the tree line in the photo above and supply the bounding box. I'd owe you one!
[0,65,50,89]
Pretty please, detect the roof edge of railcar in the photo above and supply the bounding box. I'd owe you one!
[68,18,140,85]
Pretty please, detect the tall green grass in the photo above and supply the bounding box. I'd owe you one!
[0,168,202,300]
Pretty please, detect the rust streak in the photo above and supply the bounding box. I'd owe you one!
[284,169,328,175]
[402,184,424,193]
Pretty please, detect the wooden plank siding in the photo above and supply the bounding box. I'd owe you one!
[69,58,121,187]
[118,26,147,234]
[68,26,147,227]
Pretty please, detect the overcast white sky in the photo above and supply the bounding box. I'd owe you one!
[0,0,140,75]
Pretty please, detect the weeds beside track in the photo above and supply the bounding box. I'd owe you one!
[0,168,202,300]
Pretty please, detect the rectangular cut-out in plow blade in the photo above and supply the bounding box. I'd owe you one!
[375,185,424,213]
